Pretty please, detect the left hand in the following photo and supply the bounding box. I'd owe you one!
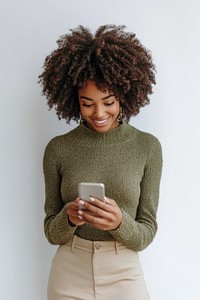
[77,197,122,231]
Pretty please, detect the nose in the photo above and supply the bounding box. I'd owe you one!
[93,105,105,118]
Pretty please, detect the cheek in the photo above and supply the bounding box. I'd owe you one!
[80,106,92,117]
[111,103,120,116]
[79,101,89,116]
[104,104,120,118]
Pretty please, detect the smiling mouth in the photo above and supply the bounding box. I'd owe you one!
[93,118,108,127]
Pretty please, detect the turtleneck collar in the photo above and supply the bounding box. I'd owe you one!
[71,120,137,146]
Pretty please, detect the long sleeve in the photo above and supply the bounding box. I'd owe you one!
[110,137,163,251]
[42,122,162,250]
[43,141,77,245]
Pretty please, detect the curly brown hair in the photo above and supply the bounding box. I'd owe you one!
[39,24,156,122]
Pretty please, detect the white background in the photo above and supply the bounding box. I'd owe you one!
[1,1,200,299]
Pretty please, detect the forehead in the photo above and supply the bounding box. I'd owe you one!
[78,80,110,96]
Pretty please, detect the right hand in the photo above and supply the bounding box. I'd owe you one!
[66,198,86,226]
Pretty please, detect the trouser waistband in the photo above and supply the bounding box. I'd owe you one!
[66,235,127,254]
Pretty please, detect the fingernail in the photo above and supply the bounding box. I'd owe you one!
[78,215,82,220]
[89,197,95,202]
[79,200,84,205]
[78,210,83,215]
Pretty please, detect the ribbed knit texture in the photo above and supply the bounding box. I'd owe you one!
[43,121,162,251]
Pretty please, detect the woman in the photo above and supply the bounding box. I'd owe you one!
[39,25,162,300]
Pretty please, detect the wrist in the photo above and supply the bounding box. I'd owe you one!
[67,215,76,227]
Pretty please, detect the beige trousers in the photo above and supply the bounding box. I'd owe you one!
[47,235,150,300]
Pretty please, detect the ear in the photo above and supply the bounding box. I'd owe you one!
[116,107,123,122]
[79,113,86,124]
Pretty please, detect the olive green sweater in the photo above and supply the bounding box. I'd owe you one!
[43,121,162,252]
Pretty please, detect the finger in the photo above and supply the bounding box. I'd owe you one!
[67,202,80,211]
[66,205,80,220]
[80,198,115,213]
[78,205,111,222]
[67,205,86,226]
[81,212,115,231]
[77,198,122,230]
[74,197,81,203]
[89,196,112,205]
[80,211,106,225]
[68,215,85,226]
[82,209,122,231]
[94,197,116,207]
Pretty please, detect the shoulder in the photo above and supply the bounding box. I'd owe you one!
[128,123,161,144]
[43,127,81,164]
[44,125,81,151]
[43,126,82,167]
[138,128,161,149]
[127,123,162,156]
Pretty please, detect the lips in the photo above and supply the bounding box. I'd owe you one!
[93,118,108,127]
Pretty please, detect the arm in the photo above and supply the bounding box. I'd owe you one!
[43,141,77,245]
[110,138,163,251]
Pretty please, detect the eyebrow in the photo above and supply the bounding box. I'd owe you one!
[80,95,114,101]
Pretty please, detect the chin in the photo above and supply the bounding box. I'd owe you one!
[94,122,118,132]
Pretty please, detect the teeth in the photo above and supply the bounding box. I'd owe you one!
[95,120,106,124]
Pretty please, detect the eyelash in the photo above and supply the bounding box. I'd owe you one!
[82,102,114,107]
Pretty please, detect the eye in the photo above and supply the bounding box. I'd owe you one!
[82,103,93,107]
[104,102,114,106]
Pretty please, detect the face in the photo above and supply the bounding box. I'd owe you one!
[78,81,120,132]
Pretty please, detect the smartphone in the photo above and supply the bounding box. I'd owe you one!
[78,182,106,202]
